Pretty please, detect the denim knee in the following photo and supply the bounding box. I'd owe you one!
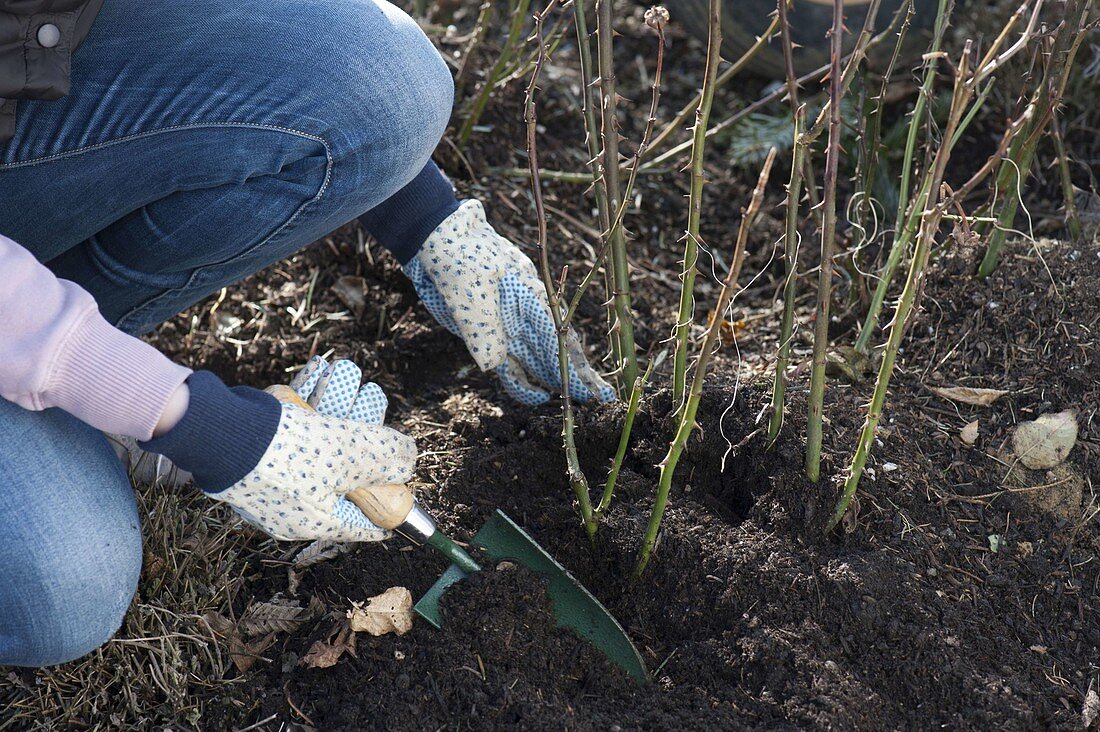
[294,0,455,205]
[1,526,141,667]
[0,403,143,667]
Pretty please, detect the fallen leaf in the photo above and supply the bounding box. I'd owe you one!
[960,420,979,445]
[230,631,277,673]
[238,596,311,636]
[293,539,353,569]
[300,624,357,669]
[332,276,368,319]
[988,534,1003,553]
[1012,410,1078,469]
[1083,687,1100,730]
[930,386,1009,407]
[348,587,414,636]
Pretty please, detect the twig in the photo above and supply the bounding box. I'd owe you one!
[979,0,1094,276]
[453,1,493,101]
[646,13,781,157]
[457,0,533,148]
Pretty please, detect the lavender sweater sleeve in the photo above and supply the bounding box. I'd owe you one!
[0,233,192,439]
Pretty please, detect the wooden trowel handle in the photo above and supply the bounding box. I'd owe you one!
[346,485,415,530]
[264,384,417,530]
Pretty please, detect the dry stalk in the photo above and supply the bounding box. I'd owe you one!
[804,0,846,483]
[635,148,777,578]
[672,0,723,406]
[453,1,493,102]
[524,1,597,539]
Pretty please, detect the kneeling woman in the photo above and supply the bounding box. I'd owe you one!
[0,0,612,667]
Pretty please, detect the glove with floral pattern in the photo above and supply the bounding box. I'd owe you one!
[141,358,416,542]
[404,200,616,406]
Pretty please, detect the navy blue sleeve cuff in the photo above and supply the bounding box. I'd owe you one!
[358,160,461,265]
[139,371,282,493]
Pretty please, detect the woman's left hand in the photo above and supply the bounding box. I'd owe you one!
[404,200,616,406]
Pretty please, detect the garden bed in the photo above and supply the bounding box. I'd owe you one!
[2,3,1097,729]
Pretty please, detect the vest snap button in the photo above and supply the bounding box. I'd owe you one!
[37,23,61,49]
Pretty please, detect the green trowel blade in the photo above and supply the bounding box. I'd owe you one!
[414,509,649,685]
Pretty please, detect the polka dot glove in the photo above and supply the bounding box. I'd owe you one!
[210,357,416,542]
[404,200,617,406]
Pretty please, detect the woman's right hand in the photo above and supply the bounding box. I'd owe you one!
[142,357,417,543]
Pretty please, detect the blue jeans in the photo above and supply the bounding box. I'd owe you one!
[0,0,452,666]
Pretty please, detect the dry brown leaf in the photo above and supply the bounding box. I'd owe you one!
[200,611,235,638]
[1083,687,1100,730]
[1012,410,1078,469]
[238,597,310,636]
[230,631,277,673]
[960,420,979,445]
[332,275,368,319]
[930,386,1009,407]
[348,587,414,636]
[293,539,353,569]
[300,624,357,669]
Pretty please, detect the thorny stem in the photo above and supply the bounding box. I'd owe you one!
[596,0,640,390]
[830,42,976,530]
[525,2,596,540]
[453,1,493,102]
[636,149,777,579]
[595,364,653,517]
[645,13,781,158]
[777,0,822,218]
[800,0,885,144]
[768,106,807,445]
[856,0,914,241]
[804,0,845,484]
[979,0,1093,277]
[1052,122,1082,241]
[562,7,669,328]
[672,0,722,407]
[570,0,620,373]
[641,12,897,174]
[458,0,533,149]
[603,8,668,259]
[854,0,952,354]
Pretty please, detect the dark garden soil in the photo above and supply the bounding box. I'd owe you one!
[160,224,1099,731]
[137,6,1100,730]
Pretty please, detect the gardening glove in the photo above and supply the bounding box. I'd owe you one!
[141,357,416,542]
[404,200,616,406]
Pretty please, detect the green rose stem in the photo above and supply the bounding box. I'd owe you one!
[671,0,722,407]
[635,148,776,579]
[524,2,596,540]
